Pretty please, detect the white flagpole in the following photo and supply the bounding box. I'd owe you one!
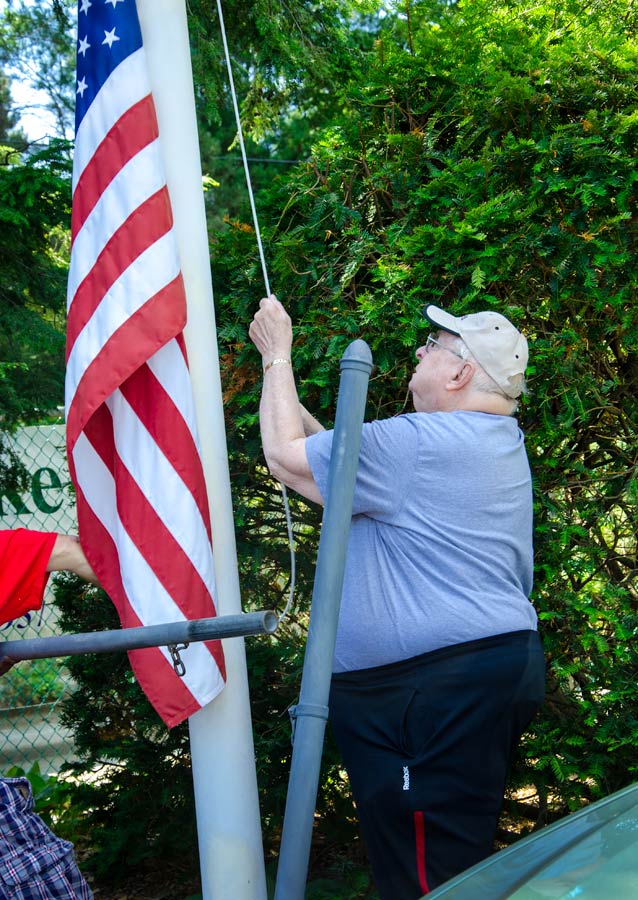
[136,3,267,898]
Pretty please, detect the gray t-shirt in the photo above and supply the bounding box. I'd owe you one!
[305,410,537,673]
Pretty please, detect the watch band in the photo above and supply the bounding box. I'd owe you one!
[263,357,292,373]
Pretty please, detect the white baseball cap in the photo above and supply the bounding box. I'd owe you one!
[424,305,529,399]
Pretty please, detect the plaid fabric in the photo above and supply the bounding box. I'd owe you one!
[0,778,93,899]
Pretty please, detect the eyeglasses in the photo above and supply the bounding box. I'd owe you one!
[424,334,467,361]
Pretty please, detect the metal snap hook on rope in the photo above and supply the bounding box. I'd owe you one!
[168,642,189,676]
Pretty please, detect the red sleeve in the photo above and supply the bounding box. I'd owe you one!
[0,529,58,624]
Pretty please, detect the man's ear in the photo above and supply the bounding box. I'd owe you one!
[446,362,475,392]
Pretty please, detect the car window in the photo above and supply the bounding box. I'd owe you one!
[511,812,638,900]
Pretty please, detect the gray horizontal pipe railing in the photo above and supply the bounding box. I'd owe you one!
[0,611,278,663]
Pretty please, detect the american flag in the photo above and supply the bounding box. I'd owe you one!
[65,0,225,727]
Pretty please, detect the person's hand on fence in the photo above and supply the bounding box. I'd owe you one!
[0,654,15,676]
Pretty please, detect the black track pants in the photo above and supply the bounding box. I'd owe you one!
[329,630,545,899]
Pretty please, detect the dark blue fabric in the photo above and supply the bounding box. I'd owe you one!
[74,0,143,128]
[329,629,545,899]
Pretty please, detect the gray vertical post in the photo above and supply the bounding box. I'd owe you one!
[274,338,373,900]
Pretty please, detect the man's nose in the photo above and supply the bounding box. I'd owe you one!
[416,346,426,360]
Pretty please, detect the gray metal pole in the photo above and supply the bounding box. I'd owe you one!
[274,338,373,900]
[0,611,278,663]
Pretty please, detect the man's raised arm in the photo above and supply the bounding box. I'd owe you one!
[249,294,323,504]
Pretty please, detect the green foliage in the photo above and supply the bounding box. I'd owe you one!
[0,144,71,408]
[0,656,65,706]
[0,67,26,150]
[0,6,75,496]
[0,140,71,489]
[188,0,379,135]
[4,760,55,797]
[186,0,382,230]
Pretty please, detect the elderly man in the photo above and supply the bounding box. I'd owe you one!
[1,528,97,899]
[249,296,545,899]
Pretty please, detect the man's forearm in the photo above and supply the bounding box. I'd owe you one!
[258,363,322,502]
[259,361,305,473]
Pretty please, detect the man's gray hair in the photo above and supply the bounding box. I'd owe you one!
[448,335,527,414]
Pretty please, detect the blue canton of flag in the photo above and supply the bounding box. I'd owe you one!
[75,0,143,128]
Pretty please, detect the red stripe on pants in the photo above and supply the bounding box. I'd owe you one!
[414,810,429,895]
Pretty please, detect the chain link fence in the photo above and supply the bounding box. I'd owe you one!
[0,422,80,775]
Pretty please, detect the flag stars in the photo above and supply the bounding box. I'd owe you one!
[77,77,88,98]
[80,0,92,13]
[105,0,125,6]
[102,27,120,48]
[78,36,91,57]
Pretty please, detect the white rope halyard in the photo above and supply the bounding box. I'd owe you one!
[216,0,296,619]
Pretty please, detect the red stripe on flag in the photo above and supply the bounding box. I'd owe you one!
[74,486,206,727]
[72,95,159,240]
[119,365,213,544]
[67,188,175,359]
[67,276,186,451]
